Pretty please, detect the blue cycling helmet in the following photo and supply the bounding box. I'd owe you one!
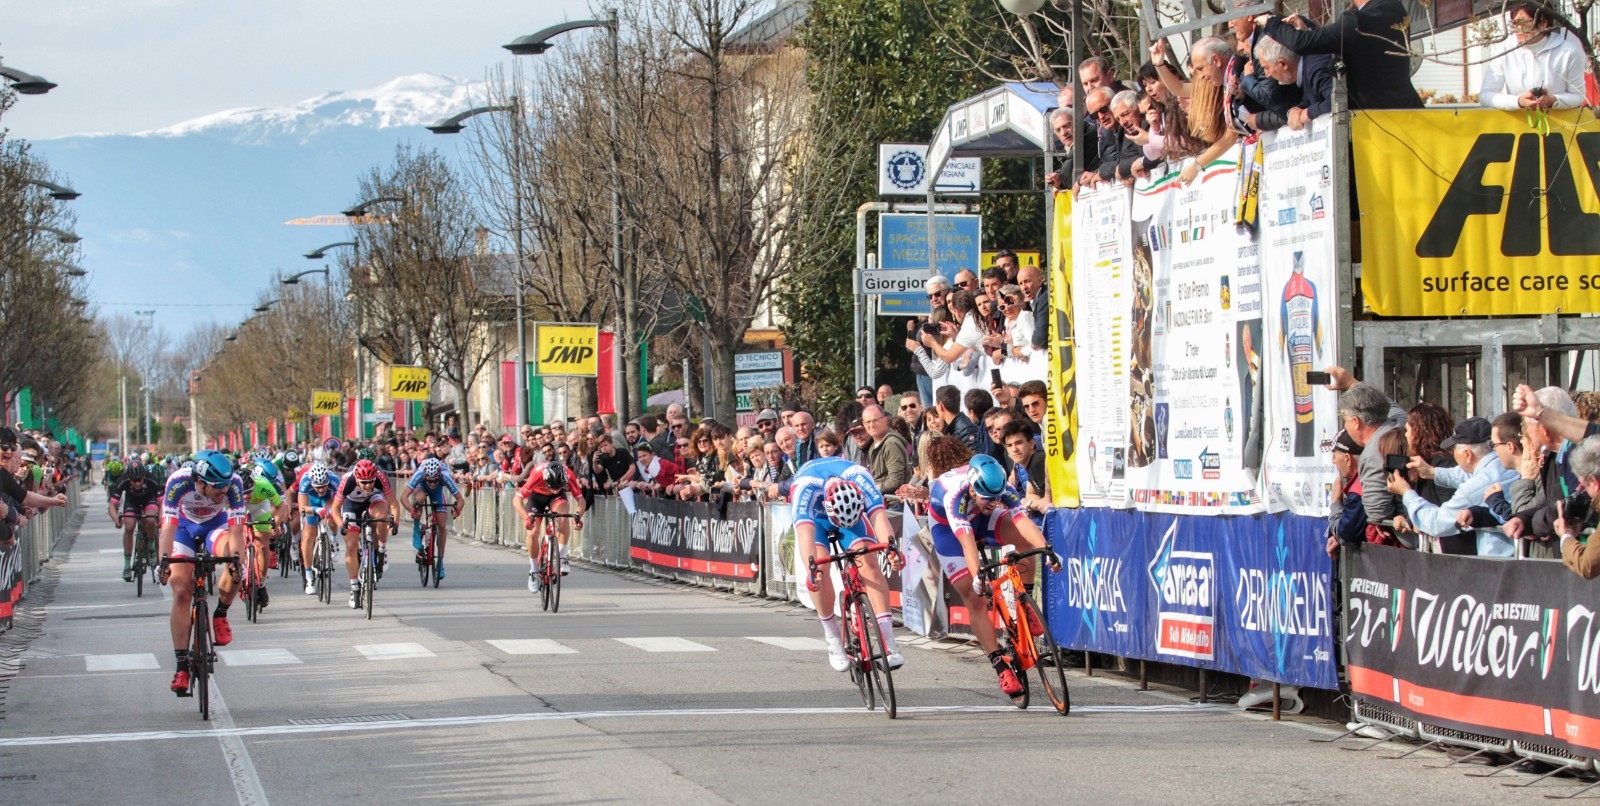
[254,458,283,484]
[966,454,1006,500]
[192,450,234,486]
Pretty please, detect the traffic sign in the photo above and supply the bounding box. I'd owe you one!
[861,268,935,295]
[878,144,981,196]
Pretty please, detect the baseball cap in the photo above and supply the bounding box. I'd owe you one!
[846,419,866,434]
[1440,417,1492,449]
[756,409,779,423]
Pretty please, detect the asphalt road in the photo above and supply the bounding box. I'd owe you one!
[0,489,1589,805]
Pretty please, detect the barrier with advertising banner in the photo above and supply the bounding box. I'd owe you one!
[1061,119,1339,517]
[1352,109,1600,317]
[1042,507,1337,689]
[1345,544,1600,757]
[627,496,763,582]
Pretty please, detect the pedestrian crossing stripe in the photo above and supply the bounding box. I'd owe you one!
[220,649,302,667]
[746,636,827,651]
[487,639,578,655]
[85,654,160,671]
[614,637,716,652]
[354,643,436,661]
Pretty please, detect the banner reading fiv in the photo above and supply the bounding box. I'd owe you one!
[309,390,342,416]
[534,324,600,377]
[1353,109,1600,316]
[388,366,431,401]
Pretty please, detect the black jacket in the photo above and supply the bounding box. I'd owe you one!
[1029,286,1049,351]
[1262,0,1422,111]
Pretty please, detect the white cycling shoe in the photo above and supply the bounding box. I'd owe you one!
[885,649,905,670]
[826,638,850,673]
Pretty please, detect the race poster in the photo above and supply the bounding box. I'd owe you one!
[1258,118,1341,516]
[1071,184,1134,508]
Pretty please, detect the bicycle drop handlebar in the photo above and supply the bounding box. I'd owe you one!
[977,545,1060,577]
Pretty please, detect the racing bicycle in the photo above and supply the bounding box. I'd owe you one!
[162,551,240,721]
[527,509,579,613]
[128,513,161,598]
[977,544,1070,715]
[346,513,394,620]
[809,528,900,719]
[415,500,446,588]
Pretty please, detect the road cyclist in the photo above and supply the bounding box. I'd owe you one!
[512,461,585,593]
[926,440,1060,698]
[108,462,161,582]
[331,459,394,609]
[785,455,906,673]
[240,460,288,610]
[404,457,462,582]
[157,450,247,695]
[296,462,341,595]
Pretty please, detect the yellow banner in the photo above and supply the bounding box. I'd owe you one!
[309,391,342,416]
[287,407,306,420]
[1045,192,1080,508]
[535,324,600,377]
[389,366,432,401]
[1353,109,1600,316]
[981,249,1040,271]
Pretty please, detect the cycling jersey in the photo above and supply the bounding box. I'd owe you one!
[161,467,247,527]
[788,457,886,547]
[245,474,283,530]
[406,467,460,506]
[334,471,391,504]
[927,467,1029,583]
[110,477,161,512]
[296,470,341,500]
[517,463,582,506]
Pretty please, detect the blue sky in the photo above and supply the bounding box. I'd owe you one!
[1,0,596,139]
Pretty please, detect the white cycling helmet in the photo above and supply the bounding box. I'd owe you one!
[308,463,331,488]
[823,478,866,529]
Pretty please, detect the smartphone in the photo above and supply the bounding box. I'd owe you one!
[1304,370,1332,386]
[920,321,942,337]
[991,368,1004,386]
[1384,454,1409,473]
[1532,87,1547,98]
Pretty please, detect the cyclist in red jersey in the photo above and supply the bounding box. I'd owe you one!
[513,462,585,592]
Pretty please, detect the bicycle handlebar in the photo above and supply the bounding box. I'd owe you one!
[978,545,1058,575]
[161,554,240,569]
[810,541,894,568]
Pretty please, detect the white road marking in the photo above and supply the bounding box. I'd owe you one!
[486,639,577,655]
[85,653,161,672]
[747,636,827,651]
[615,637,716,653]
[219,649,302,667]
[0,704,1233,748]
[354,643,435,661]
[209,686,271,806]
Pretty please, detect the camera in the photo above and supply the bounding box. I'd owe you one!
[1384,454,1409,473]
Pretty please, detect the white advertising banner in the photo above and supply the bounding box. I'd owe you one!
[1071,184,1134,508]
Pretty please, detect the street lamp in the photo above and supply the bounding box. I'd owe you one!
[505,8,631,421]
[341,197,404,219]
[34,225,81,244]
[428,101,530,429]
[253,299,280,314]
[306,241,367,434]
[0,66,57,96]
[26,179,79,201]
[284,267,336,389]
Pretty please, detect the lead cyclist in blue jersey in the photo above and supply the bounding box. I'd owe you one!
[788,456,905,673]
[405,458,462,580]
[929,450,1059,697]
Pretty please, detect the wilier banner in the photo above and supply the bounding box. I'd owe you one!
[1352,109,1600,317]
[1345,544,1600,756]
[628,496,762,582]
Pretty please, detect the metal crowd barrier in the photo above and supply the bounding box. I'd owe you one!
[0,480,84,634]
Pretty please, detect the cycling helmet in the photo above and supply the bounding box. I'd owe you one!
[823,478,866,529]
[124,463,147,482]
[967,454,1007,500]
[421,457,443,481]
[180,459,196,471]
[283,449,301,466]
[251,447,271,461]
[352,459,379,482]
[357,447,376,462]
[543,462,568,490]
[192,450,234,486]
[308,463,332,488]
[253,458,283,485]
[105,458,124,475]
[237,462,255,488]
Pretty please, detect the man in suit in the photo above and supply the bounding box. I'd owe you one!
[1019,265,1048,353]
[1086,87,1143,185]
[1256,0,1423,111]
[1247,35,1335,131]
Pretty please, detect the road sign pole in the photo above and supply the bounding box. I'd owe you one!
[866,253,878,389]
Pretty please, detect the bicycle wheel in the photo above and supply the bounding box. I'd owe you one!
[362,534,375,620]
[418,525,434,588]
[134,553,145,598]
[546,531,562,613]
[840,596,871,708]
[1020,595,1070,715]
[192,599,211,721]
[317,532,332,605]
[242,544,257,624]
[855,594,897,719]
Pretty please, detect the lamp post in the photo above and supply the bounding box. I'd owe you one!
[284,268,335,389]
[26,179,79,201]
[427,101,529,429]
[0,66,57,95]
[505,7,630,421]
[305,241,361,438]
[33,225,81,244]
[135,310,155,448]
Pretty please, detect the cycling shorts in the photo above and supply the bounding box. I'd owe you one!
[524,492,563,516]
[341,497,380,531]
[929,509,1006,584]
[301,492,333,526]
[806,521,873,552]
[171,512,230,560]
[119,498,160,519]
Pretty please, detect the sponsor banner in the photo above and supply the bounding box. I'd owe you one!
[627,496,762,581]
[310,390,342,416]
[1045,192,1081,508]
[535,323,600,377]
[1346,544,1600,756]
[1059,125,1339,517]
[1353,109,1600,317]
[1043,507,1336,689]
[877,213,982,316]
[389,366,431,401]
[1258,119,1341,516]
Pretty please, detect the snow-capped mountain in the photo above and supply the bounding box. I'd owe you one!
[134,74,488,144]
[30,75,495,334]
